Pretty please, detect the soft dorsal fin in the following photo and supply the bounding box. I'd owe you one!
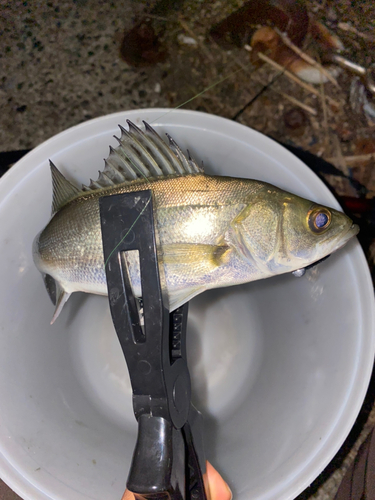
[50,161,82,215]
[82,120,204,192]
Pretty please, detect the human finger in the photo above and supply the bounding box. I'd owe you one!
[204,461,232,500]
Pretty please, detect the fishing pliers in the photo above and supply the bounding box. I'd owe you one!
[99,189,207,500]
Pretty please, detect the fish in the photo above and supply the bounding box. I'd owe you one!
[32,120,359,324]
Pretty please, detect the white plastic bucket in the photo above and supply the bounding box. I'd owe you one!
[0,109,373,500]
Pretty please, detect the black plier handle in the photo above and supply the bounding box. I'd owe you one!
[99,190,207,500]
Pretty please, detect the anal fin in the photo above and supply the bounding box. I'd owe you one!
[51,288,71,325]
[42,275,71,325]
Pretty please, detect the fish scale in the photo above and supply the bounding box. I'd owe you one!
[33,121,358,324]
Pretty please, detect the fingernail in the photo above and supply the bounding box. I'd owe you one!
[226,483,233,500]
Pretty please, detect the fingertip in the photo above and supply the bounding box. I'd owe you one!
[122,464,232,500]
[205,461,232,500]
[121,489,135,500]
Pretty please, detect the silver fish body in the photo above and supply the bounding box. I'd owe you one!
[33,122,359,323]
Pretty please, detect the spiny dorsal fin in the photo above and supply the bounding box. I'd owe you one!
[84,121,204,192]
[50,161,82,215]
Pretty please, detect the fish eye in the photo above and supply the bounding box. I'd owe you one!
[308,207,331,233]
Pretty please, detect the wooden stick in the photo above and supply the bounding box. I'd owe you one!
[144,14,168,21]
[256,82,317,115]
[319,69,330,152]
[332,135,350,176]
[277,90,317,115]
[256,51,341,107]
[327,153,375,164]
[338,22,375,42]
[274,27,340,88]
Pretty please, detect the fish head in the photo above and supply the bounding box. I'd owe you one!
[280,195,359,267]
[233,184,359,274]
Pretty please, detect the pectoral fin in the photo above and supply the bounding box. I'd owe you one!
[161,243,232,310]
[161,243,231,271]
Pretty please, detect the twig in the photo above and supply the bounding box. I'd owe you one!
[256,79,317,115]
[332,135,350,176]
[144,14,169,21]
[319,62,330,153]
[277,90,317,115]
[338,22,375,43]
[326,153,375,164]
[274,27,340,88]
[256,51,341,107]
[245,45,317,115]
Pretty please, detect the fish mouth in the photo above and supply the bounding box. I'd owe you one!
[332,223,359,253]
[296,223,359,275]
